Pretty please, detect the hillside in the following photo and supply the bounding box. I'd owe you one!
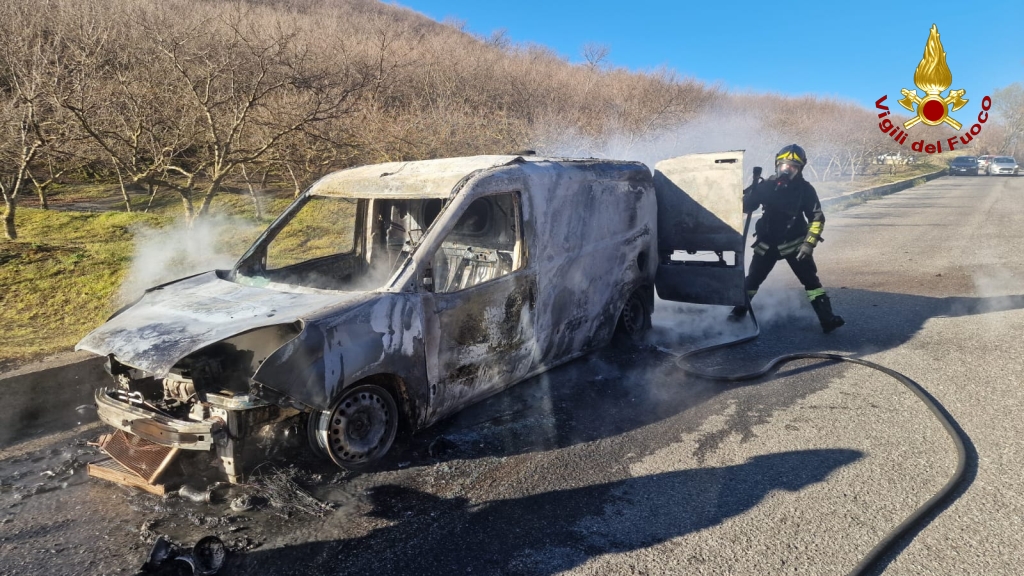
[1,0,963,233]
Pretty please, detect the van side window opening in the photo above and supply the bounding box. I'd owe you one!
[432,192,523,293]
[370,198,446,269]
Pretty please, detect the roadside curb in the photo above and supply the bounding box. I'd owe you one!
[0,350,97,380]
[0,354,107,449]
[821,168,947,211]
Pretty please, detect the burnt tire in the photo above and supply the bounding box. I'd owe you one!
[311,384,399,471]
[615,287,652,342]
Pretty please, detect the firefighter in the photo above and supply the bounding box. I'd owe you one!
[729,144,845,333]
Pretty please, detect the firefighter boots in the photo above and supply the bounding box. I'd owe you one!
[728,290,757,322]
[810,294,845,333]
[727,305,748,321]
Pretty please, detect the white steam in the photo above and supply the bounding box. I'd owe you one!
[119,216,259,303]
[961,265,1024,318]
[534,101,783,174]
[650,288,816,352]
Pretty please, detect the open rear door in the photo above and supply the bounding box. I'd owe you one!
[653,151,747,307]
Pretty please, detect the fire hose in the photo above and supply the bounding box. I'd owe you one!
[669,168,971,575]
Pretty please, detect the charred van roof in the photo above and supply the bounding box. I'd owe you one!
[308,154,651,199]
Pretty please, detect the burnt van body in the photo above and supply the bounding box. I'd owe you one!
[77,153,746,482]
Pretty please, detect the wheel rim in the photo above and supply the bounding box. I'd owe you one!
[315,384,397,468]
[621,294,646,335]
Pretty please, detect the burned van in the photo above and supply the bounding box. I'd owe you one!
[77,153,747,484]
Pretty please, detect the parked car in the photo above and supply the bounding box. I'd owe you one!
[949,156,979,176]
[987,156,1019,176]
[78,152,748,483]
[876,152,915,165]
[977,155,995,174]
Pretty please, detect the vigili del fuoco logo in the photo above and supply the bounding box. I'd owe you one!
[874,24,992,154]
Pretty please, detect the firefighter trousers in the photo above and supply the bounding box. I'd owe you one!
[744,245,823,294]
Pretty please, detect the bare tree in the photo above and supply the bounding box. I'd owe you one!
[0,1,76,240]
[27,158,68,210]
[52,0,200,215]
[142,3,368,222]
[993,84,1023,158]
[0,103,39,240]
[582,43,610,68]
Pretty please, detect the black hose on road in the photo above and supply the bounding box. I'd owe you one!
[671,301,970,575]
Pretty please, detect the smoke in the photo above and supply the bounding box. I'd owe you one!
[533,100,782,174]
[959,264,1024,318]
[119,216,260,303]
[649,288,814,352]
[532,93,876,186]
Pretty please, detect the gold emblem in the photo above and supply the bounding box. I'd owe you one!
[897,24,968,130]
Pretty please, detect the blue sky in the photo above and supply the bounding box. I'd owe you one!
[395,1,1023,111]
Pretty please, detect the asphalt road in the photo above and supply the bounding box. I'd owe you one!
[2,174,1023,575]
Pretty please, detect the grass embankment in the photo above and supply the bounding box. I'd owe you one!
[813,156,951,199]
[1,210,165,370]
[1,186,296,371]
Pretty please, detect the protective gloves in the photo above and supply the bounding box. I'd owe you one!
[798,221,823,261]
[796,241,814,261]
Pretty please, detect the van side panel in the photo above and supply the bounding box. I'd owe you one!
[525,162,657,367]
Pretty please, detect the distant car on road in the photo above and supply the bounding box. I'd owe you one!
[977,155,995,174]
[949,156,979,176]
[987,156,1019,176]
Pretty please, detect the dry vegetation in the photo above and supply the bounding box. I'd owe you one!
[0,0,719,239]
[3,0,1017,241]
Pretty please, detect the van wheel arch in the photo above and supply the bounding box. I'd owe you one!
[614,284,653,342]
[307,373,415,470]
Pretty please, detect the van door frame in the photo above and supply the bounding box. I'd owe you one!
[417,190,538,419]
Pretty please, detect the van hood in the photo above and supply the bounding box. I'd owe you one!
[76,271,370,376]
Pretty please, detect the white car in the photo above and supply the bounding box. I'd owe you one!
[977,155,995,174]
[988,156,1019,175]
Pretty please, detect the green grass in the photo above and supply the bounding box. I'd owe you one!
[266,197,358,269]
[0,209,167,369]
[1,184,299,370]
[35,181,298,220]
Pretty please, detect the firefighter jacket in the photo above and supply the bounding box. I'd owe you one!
[744,175,825,257]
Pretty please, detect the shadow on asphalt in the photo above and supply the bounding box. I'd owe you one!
[230,285,1005,574]
[232,449,862,575]
[389,288,1022,469]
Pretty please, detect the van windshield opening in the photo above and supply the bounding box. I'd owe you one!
[235,196,447,292]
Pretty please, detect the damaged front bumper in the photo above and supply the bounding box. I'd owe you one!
[93,386,299,484]
[95,388,218,451]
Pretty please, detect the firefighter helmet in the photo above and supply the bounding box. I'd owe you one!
[775,144,807,169]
